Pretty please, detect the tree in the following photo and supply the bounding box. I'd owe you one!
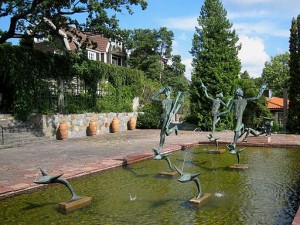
[261,52,290,97]
[189,0,241,129]
[122,27,183,83]
[123,28,163,80]
[288,15,300,132]
[240,70,250,79]
[163,55,189,95]
[0,0,147,44]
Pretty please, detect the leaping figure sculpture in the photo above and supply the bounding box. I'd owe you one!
[151,86,184,170]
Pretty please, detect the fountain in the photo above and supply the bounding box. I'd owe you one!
[0,146,300,224]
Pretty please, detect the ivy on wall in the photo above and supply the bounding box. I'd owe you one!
[0,45,146,120]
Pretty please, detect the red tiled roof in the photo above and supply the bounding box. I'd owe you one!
[64,27,109,52]
[33,42,58,52]
[266,97,289,110]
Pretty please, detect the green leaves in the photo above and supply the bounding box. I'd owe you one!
[261,52,290,97]
[287,15,300,132]
[0,45,146,118]
[0,0,147,44]
[190,0,241,129]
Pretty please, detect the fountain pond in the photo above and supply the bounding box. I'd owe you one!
[1,146,300,224]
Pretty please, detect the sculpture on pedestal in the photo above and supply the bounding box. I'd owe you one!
[34,168,81,202]
[200,80,231,149]
[174,165,202,199]
[241,117,273,142]
[151,86,184,170]
[222,84,267,147]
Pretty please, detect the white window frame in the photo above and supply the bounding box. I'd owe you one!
[88,51,97,61]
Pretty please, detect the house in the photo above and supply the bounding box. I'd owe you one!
[266,97,289,126]
[33,26,127,67]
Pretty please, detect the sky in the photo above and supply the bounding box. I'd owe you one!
[1,0,300,80]
[115,0,300,80]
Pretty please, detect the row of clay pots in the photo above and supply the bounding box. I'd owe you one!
[57,117,137,140]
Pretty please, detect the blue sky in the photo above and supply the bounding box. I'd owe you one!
[1,0,300,80]
[115,0,300,80]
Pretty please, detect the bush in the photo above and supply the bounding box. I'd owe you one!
[137,102,161,129]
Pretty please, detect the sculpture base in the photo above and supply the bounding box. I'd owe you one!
[229,164,248,170]
[209,149,226,154]
[58,196,92,214]
[189,193,211,205]
[158,171,178,177]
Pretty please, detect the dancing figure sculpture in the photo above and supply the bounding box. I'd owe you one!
[151,87,184,168]
[222,84,267,149]
[241,117,273,142]
[200,80,231,133]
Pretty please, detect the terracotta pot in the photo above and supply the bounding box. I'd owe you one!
[128,117,137,130]
[89,120,97,136]
[111,118,119,133]
[58,122,68,140]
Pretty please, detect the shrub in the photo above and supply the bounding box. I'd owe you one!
[137,102,161,129]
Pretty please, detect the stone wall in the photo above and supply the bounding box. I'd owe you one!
[29,112,138,139]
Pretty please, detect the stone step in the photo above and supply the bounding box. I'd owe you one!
[0,114,45,149]
[0,131,46,149]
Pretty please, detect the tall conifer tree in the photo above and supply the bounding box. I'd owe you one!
[288,15,300,131]
[189,0,241,130]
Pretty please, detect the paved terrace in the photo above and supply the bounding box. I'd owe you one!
[1,129,300,223]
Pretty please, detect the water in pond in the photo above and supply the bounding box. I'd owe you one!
[1,146,300,225]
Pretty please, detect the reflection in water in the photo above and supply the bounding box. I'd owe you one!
[0,147,300,224]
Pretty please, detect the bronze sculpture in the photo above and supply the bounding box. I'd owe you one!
[222,84,267,148]
[226,144,245,165]
[151,87,184,170]
[200,80,231,133]
[151,86,184,153]
[174,165,202,199]
[241,117,273,142]
[34,168,81,202]
[207,134,220,150]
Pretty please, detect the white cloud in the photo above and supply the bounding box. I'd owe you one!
[182,58,193,80]
[228,9,270,19]
[233,21,289,38]
[226,0,272,5]
[238,35,269,78]
[159,16,197,30]
[177,32,188,41]
[225,0,300,16]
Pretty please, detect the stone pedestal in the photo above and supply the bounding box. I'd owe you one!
[158,171,178,177]
[209,149,226,154]
[228,164,248,170]
[189,193,211,205]
[58,196,92,214]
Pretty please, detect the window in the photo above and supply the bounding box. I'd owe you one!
[88,51,96,60]
[112,56,122,66]
[101,53,105,62]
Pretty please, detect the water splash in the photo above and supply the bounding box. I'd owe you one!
[129,193,137,201]
[214,192,224,197]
